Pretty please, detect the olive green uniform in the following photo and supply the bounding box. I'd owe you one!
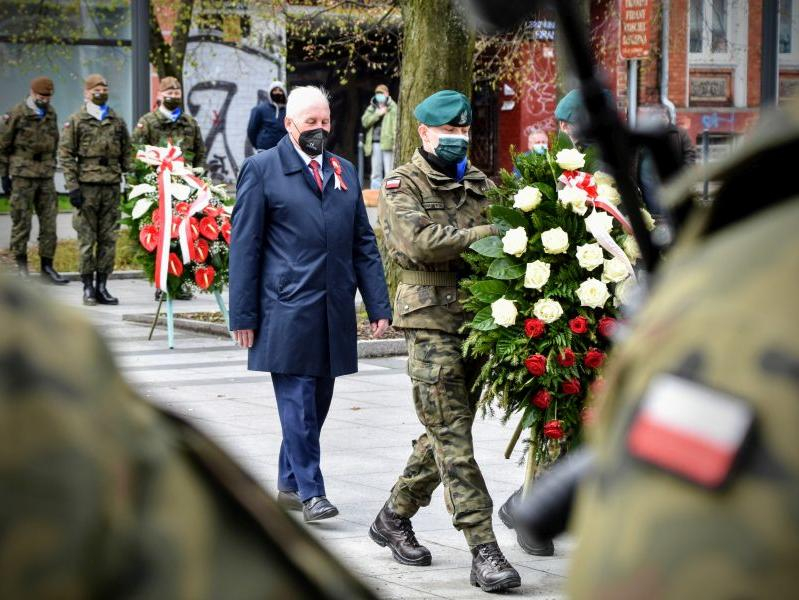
[58,105,131,276]
[0,100,59,259]
[132,107,206,168]
[0,275,377,600]
[378,149,499,547]
[569,106,799,598]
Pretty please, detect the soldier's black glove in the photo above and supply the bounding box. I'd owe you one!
[1,176,11,196]
[69,188,84,210]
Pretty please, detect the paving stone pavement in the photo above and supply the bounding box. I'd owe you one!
[45,278,570,599]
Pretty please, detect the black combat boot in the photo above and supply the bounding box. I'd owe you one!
[40,257,68,285]
[95,273,119,305]
[369,503,432,566]
[15,254,29,277]
[470,542,521,593]
[81,274,97,306]
[498,486,555,556]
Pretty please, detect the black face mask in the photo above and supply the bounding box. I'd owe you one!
[162,97,182,111]
[271,92,286,104]
[91,92,108,106]
[295,126,328,156]
[34,99,49,110]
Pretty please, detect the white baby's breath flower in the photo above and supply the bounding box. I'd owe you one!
[513,186,543,212]
[502,227,528,257]
[541,227,569,254]
[491,297,518,327]
[575,243,604,271]
[576,278,611,309]
[555,148,586,171]
[533,298,564,323]
[524,261,551,290]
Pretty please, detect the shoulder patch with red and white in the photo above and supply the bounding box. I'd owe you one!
[385,177,401,190]
[626,373,754,489]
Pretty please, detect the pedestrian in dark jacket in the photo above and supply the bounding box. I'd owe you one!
[247,81,287,152]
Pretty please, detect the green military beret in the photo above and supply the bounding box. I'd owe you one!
[414,90,472,126]
[554,89,584,124]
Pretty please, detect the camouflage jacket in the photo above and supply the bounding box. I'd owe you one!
[0,276,377,600]
[0,100,59,178]
[377,149,497,333]
[569,106,799,599]
[58,105,131,190]
[132,108,206,168]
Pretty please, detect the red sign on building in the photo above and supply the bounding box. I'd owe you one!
[619,0,652,59]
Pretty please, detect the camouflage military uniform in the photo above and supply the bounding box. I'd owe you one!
[132,107,206,168]
[0,100,59,259]
[569,106,799,598]
[378,149,499,547]
[0,275,377,600]
[59,105,131,275]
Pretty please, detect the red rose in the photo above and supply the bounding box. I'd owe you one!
[597,316,618,338]
[138,224,159,253]
[167,252,183,277]
[195,265,216,290]
[569,316,589,334]
[531,389,551,410]
[524,354,547,376]
[557,348,575,367]
[543,419,564,439]
[561,378,581,395]
[524,318,546,339]
[583,348,606,369]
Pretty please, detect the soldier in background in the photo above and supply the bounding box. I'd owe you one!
[0,275,377,600]
[374,90,520,593]
[565,104,799,598]
[59,74,131,306]
[132,76,206,169]
[0,76,67,284]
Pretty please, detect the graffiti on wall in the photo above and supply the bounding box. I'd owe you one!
[522,37,558,136]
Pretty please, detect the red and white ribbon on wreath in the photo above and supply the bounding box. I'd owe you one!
[136,143,211,291]
[329,157,348,191]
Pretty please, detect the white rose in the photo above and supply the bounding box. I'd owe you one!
[602,257,630,283]
[557,185,589,215]
[622,234,640,262]
[555,148,586,171]
[491,297,518,327]
[524,260,551,290]
[614,277,640,307]
[513,186,542,212]
[593,171,616,186]
[596,183,621,206]
[533,298,564,324]
[575,243,604,271]
[576,278,611,309]
[585,210,615,235]
[541,227,569,254]
[502,227,528,257]
[642,208,656,231]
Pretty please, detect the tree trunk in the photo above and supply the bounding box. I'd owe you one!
[395,0,475,165]
[149,0,195,83]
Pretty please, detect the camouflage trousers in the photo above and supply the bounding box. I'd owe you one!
[8,177,58,259]
[72,184,120,275]
[389,329,496,547]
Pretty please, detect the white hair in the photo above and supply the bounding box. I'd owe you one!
[286,86,330,119]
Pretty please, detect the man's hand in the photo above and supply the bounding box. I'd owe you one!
[233,329,255,348]
[370,319,390,339]
[1,176,11,196]
[69,188,83,209]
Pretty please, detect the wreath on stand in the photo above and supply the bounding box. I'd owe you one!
[460,141,653,482]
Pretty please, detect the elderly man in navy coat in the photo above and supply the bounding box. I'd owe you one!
[229,86,391,522]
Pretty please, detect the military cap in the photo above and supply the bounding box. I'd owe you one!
[554,89,584,123]
[84,73,108,90]
[414,90,472,127]
[159,76,181,92]
[30,76,54,96]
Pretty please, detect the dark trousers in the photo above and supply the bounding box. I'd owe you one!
[271,373,335,502]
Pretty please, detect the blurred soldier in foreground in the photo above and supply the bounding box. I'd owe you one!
[59,74,131,307]
[375,90,520,593]
[0,275,377,600]
[132,76,206,169]
[0,76,67,284]
[560,104,799,598]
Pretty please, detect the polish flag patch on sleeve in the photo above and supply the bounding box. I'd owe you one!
[626,374,754,489]
[385,178,401,190]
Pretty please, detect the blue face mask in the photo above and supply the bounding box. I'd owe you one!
[532,144,548,155]
[434,134,469,164]
[374,93,387,104]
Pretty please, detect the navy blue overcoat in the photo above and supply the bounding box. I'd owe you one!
[229,135,391,377]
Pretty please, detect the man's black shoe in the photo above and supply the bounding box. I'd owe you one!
[40,257,68,285]
[302,496,338,522]
[81,274,97,306]
[95,273,119,305]
[15,254,29,278]
[470,542,521,593]
[277,490,303,511]
[499,486,555,556]
[369,503,432,566]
